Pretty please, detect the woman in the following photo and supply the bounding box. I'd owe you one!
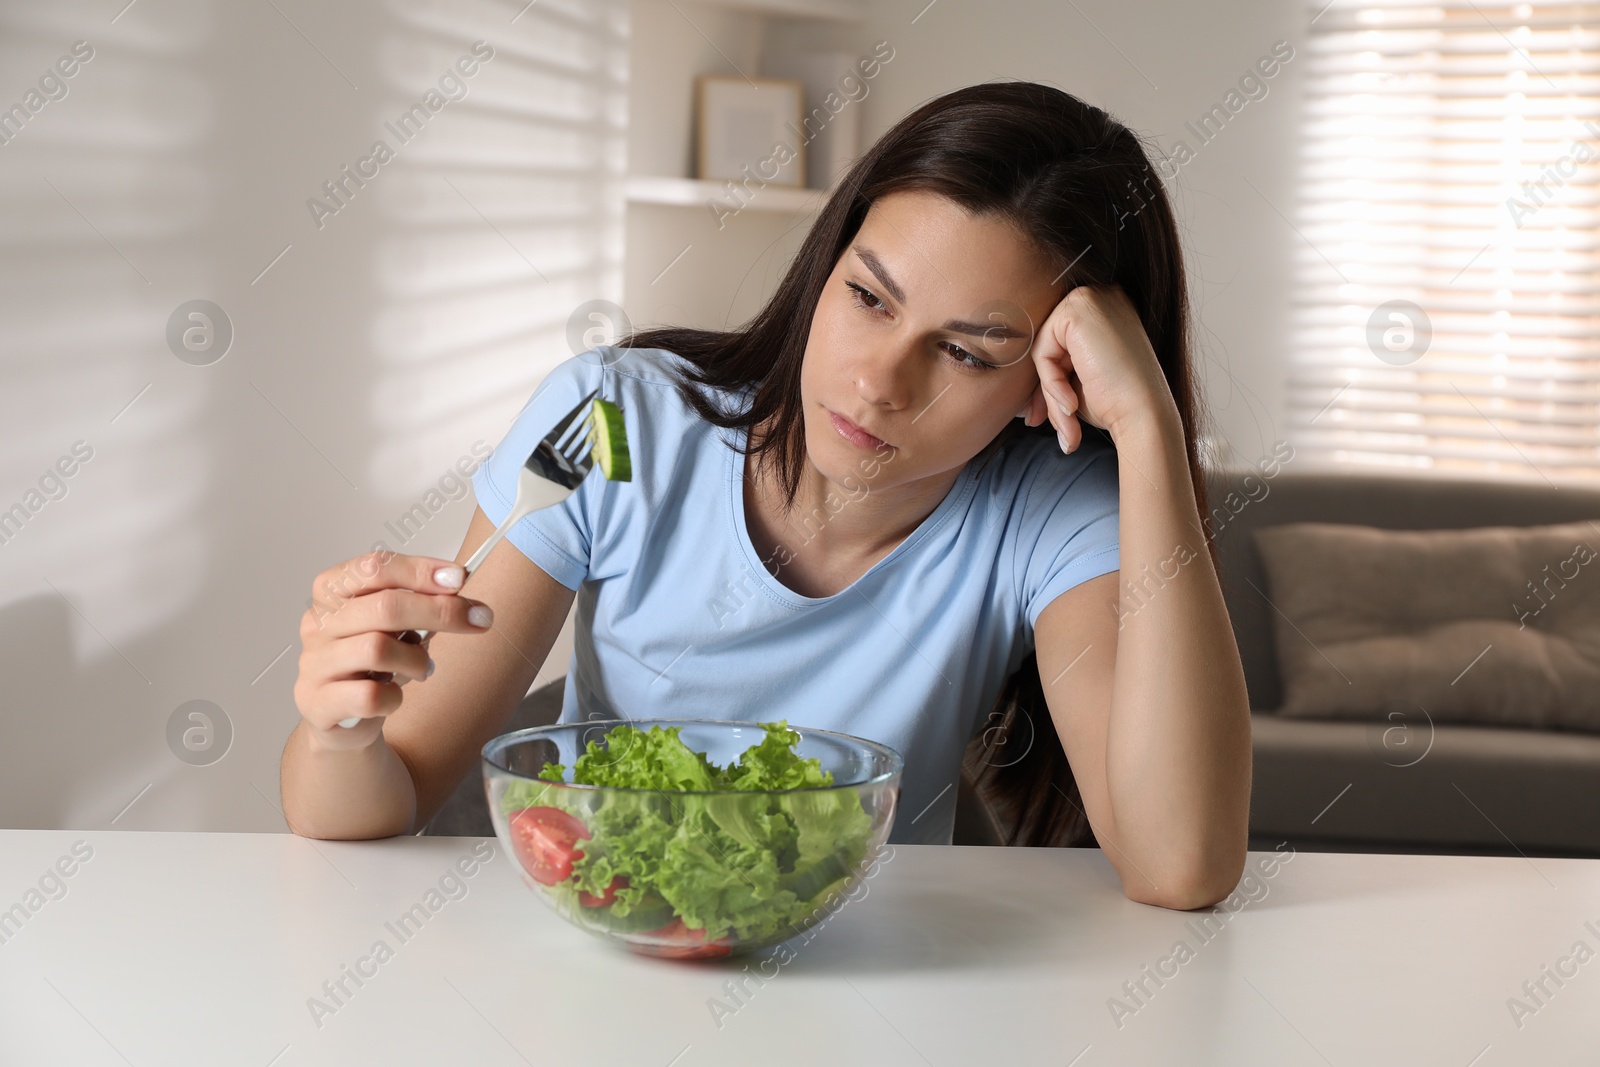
[280,81,1252,911]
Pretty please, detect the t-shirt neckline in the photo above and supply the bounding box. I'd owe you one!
[723,421,982,609]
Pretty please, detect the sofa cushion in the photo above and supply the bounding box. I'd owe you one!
[1249,713,1600,853]
[1253,519,1600,731]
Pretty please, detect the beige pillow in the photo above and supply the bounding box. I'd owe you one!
[1252,519,1600,732]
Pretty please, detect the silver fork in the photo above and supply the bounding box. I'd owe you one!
[337,385,602,728]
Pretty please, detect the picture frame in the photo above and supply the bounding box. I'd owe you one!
[694,75,807,188]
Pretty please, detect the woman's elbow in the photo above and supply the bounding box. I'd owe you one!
[1122,855,1247,911]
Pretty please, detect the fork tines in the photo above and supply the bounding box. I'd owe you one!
[523,385,600,486]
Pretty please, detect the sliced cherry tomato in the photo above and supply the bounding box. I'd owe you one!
[506,806,591,886]
[634,917,734,959]
[578,875,629,908]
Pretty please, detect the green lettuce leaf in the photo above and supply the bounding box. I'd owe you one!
[497,721,877,944]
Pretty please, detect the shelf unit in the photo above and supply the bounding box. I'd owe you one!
[622,0,869,330]
[624,174,838,213]
[678,0,864,18]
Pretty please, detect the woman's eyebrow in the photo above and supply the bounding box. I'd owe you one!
[852,245,1028,340]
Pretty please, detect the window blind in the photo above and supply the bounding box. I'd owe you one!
[1290,0,1600,483]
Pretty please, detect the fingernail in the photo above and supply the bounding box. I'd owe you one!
[1058,431,1072,454]
[468,604,494,628]
[434,565,464,588]
[424,657,436,680]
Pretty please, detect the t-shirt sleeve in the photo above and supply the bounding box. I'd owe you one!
[1015,436,1122,630]
[469,351,610,591]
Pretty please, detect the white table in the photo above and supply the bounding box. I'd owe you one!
[0,830,1595,1065]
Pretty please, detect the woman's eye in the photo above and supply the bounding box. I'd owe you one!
[943,344,994,371]
[846,280,885,314]
[847,280,994,371]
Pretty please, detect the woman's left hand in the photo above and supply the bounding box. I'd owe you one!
[1018,284,1180,452]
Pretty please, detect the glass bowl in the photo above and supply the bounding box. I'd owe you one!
[482,718,902,959]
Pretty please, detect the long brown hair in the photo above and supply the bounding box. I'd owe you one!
[616,81,1213,847]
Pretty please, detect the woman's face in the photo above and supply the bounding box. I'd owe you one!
[801,189,1064,494]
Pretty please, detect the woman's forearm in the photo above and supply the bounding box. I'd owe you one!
[280,723,419,840]
[1103,411,1253,905]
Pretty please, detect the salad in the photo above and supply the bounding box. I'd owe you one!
[496,720,876,956]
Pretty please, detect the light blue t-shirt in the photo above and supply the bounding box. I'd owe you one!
[471,344,1121,846]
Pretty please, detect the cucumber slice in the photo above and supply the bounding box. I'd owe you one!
[587,398,631,482]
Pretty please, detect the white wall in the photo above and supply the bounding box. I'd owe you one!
[0,0,626,831]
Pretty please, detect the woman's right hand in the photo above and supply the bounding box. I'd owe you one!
[293,550,495,749]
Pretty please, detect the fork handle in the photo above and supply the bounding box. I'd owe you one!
[334,482,566,728]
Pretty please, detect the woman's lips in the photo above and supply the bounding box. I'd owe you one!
[828,409,892,451]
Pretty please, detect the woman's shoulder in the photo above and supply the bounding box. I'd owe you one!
[537,343,684,396]
[598,343,693,389]
[473,344,730,557]
[963,426,1120,551]
[980,426,1119,499]
[520,344,728,437]
[978,427,1121,625]
[550,343,741,421]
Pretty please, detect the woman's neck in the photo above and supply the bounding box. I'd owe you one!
[742,425,964,591]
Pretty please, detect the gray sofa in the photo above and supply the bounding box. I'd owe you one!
[426,465,1600,858]
[1209,464,1600,857]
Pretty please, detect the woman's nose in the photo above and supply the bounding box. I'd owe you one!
[854,343,917,409]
